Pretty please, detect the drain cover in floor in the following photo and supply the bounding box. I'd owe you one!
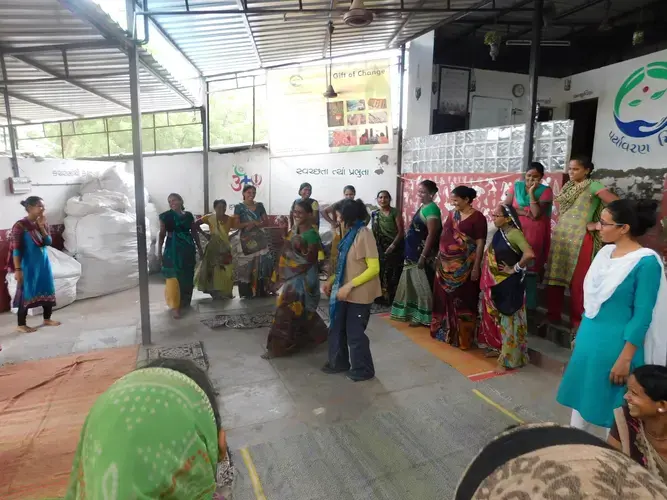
[145,341,209,371]
[201,312,274,330]
[201,303,391,330]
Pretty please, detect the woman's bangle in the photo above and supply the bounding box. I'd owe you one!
[514,263,526,273]
[15,268,22,271]
[530,201,538,204]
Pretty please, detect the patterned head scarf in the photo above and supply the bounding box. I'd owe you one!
[455,423,667,499]
[64,367,220,499]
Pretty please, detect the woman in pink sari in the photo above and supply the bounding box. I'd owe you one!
[431,186,487,350]
[504,162,553,310]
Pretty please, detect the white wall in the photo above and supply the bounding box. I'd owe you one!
[208,149,270,215]
[142,152,205,215]
[0,157,119,229]
[404,32,434,139]
[268,150,398,215]
[468,69,564,128]
[566,48,667,171]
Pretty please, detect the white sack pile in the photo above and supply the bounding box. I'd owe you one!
[7,247,81,315]
[64,166,158,299]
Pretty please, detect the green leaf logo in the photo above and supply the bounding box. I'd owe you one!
[628,99,642,107]
[651,89,666,100]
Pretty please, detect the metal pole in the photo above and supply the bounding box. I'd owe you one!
[201,90,210,214]
[1,54,19,177]
[128,7,152,346]
[523,0,543,170]
[396,46,406,214]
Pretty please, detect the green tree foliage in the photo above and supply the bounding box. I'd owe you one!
[7,86,267,158]
[209,86,268,147]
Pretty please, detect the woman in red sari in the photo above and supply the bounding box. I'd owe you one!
[503,162,553,310]
[431,186,487,350]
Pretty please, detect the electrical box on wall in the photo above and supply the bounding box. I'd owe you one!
[8,177,32,194]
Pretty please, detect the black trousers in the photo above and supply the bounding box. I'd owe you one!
[328,302,375,379]
[18,304,53,327]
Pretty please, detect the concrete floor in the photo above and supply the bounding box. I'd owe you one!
[0,278,571,499]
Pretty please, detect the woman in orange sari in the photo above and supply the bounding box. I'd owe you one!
[431,186,487,349]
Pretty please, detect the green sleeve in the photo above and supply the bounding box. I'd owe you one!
[300,228,321,246]
[506,228,532,253]
[590,180,605,194]
[420,202,441,221]
[624,256,661,349]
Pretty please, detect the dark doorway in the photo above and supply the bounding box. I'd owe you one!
[537,107,553,122]
[568,98,598,159]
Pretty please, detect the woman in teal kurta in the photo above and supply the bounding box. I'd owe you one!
[159,193,203,318]
[557,199,666,433]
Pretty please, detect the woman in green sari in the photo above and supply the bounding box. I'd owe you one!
[63,358,233,499]
[159,193,203,319]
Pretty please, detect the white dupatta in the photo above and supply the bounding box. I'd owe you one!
[583,244,667,365]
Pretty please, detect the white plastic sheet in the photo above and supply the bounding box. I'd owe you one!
[6,247,81,315]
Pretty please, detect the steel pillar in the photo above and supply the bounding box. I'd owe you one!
[201,88,210,214]
[523,0,543,170]
[1,54,19,176]
[128,9,152,346]
[396,46,406,213]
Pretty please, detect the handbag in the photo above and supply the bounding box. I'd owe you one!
[240,227,268,255]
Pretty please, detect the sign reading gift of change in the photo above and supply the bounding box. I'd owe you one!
[267,59,393,157]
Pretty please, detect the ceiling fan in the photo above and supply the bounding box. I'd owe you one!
[280,0,401,26]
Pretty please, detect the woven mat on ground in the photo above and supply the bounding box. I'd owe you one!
[145,341,209,371]
[383,318,497,378]
[201,302,391,330]
[0,346,139,500]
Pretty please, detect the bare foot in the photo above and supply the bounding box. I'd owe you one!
[484,350,498,358]
[409,322,421,328]
[17,325,37,333]
[171,309,181,319]
[494,365,507,375]
[260,352,273,360]
[43,319,61,327]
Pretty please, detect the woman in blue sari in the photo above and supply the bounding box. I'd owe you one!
[262,200,328,359]
[9,196,60,333]
[323,199,381,382]
[391,180,441,326]
[158,193,202,319]
[233,185,274,298]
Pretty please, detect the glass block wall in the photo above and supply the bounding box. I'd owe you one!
[402,120,574,174]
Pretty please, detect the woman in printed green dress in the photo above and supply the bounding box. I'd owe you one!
[159,193,203,319]
[262,200,328,359]
[542,157,617,342]
[371,190,404,306]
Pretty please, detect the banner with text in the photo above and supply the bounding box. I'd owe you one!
[267,59,393,157]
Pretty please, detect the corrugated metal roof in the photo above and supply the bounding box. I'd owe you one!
[439,0,658,41]
[143,0,511,78]
[0,0,199,123]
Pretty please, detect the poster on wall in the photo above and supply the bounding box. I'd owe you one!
[267,59,393,157]
[606,60,667,157]
[438,66,470,116]
[268,150,397,216]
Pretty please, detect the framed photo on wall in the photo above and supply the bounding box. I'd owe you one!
[438,66,471,117]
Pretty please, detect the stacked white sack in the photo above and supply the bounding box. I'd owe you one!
[6,247,82,315]
[64,166,156,299]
